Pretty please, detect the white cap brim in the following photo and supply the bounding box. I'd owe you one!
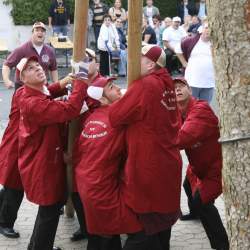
[87,86,104,100]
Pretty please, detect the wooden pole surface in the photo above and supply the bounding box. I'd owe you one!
[127,0,143,86]
[65,0,89,218]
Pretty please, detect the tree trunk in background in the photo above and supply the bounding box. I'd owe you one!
[207,0,250,249]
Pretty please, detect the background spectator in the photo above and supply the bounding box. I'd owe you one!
[48,0,70,36]
[177,0,196,24]
[162,16,187,74]
[196,0,207,20]
[187,15,201,34]
[2,22,58,89]
[142,17,157,45]
[108,0,127,25]
[152,14,164,47]
[97,14,120,76]
[115,18,127,76]
[175,21,215,103]
[143,0,160,27]
[91,0,109,51]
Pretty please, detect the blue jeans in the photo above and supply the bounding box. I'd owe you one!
[191,87,214,104]
[118,49,127,76]
[53,25,68,36]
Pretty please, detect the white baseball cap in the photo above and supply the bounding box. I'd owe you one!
[16,56,39,79]
[172,16,181,23]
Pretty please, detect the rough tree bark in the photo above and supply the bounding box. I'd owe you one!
[207,0,250,249]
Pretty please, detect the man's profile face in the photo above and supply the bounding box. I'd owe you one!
[174,82,191,103]
[140,56,155,77]
[103,81,122,103]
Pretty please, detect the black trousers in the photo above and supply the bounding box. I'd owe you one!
[71,192,88,235]
[0,187,24,228]
[99,50,110,76]
[123,229,171,250]
[183,177,229,250]
[87,234,122,250]
[28,202,63,250]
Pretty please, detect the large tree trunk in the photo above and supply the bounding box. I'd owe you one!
[207,0,250,249]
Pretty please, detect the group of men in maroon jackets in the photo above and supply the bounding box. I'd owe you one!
[0,41,229,250]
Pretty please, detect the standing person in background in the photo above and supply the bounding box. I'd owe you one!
[48,0,70,36]
[152,15,164,47]
[97,14,120,76]
[143,0,160,27]
[174,77,229,250]
[175,21,215,103]
[2,22,58,90]
[108,0,127,25]
[177,0,196,24]
[162,16,187,74]
[142,17,157,45]
[196,0,207,20]
[91,0,109,51]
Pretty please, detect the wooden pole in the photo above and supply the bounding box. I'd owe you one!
[127,0,143,86]
[65,0,89,218]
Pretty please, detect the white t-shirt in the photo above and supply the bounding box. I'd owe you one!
[162,26,187,50]
[33,44,43,55]
[185,38,215,88]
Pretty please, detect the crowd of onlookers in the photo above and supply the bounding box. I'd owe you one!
[48,0,208,77]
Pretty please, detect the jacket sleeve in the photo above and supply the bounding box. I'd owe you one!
[48,82,67,98]
[23,80,88,126]
[109,80,145,128]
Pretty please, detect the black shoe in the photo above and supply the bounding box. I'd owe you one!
[59,207,64,215]
[70,228,87,241]
[28,245,61,250]
[179,213,199,221]
[0,226,20,238]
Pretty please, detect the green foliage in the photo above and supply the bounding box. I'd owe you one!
[4,0,178,25]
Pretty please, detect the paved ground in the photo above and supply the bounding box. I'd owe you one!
[0,62,226,249]
[0,162,227,250]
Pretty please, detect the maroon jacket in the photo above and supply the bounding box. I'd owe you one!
[0,83,66,190]
[18,80,87,205]
[109,68,182,214]
[176,98,222,203]
[75,106,142,235]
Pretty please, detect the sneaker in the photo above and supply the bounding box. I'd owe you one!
[70,228,87,241]
[0,226,20,238]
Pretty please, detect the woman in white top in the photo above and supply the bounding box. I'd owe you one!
[98,14,120,76]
